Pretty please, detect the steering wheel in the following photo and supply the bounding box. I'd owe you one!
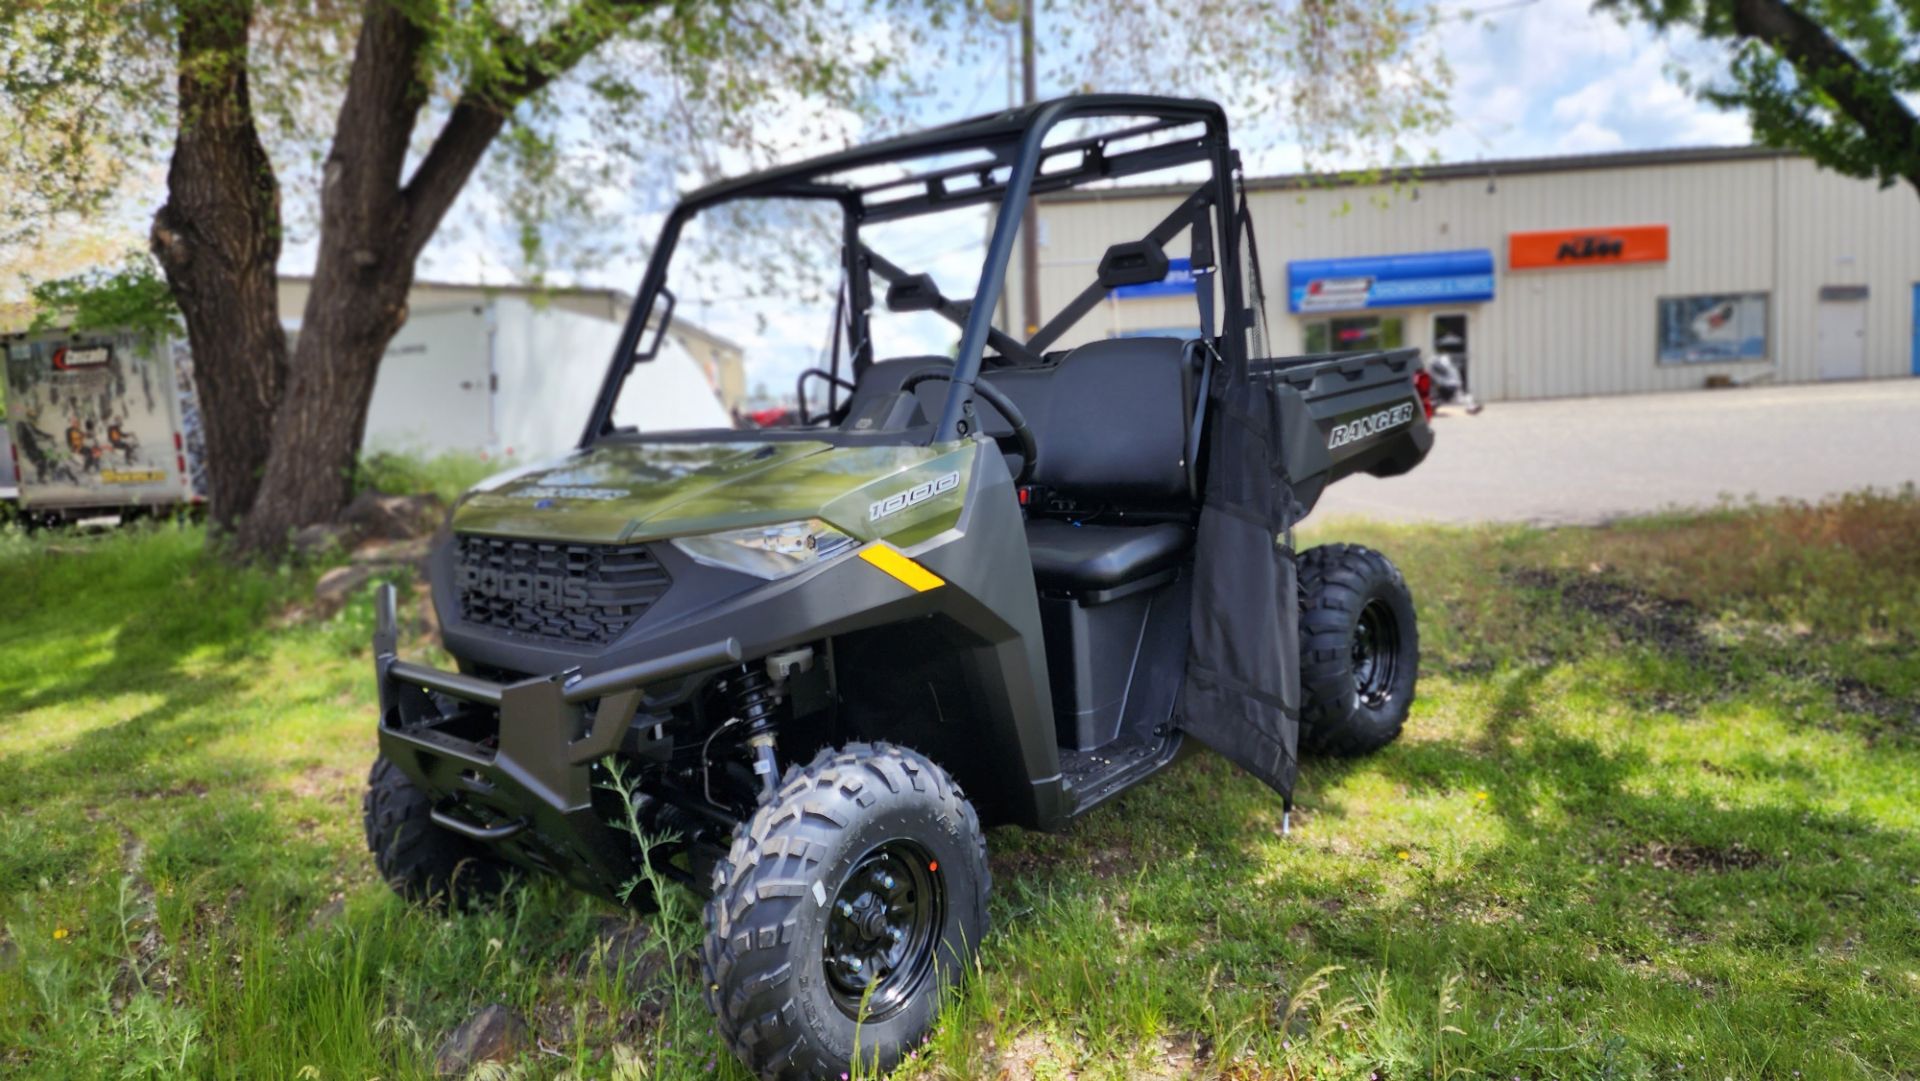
[900,368,1038,484]
[796,368,857,426]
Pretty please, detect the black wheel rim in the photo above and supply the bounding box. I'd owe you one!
[822,840,945,1021]
[1352,598,1400,709]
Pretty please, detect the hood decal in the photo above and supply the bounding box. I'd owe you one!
[453,439,975,546]
[518,485,632,501]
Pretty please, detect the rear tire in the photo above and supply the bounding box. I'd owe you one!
[1297,544,1419,756]
[702,742,990,1081]
[363,756,513,909]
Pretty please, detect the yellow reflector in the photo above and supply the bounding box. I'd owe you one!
[858,544,945,592]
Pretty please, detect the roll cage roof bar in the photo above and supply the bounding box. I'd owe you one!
[585,94,1249,446]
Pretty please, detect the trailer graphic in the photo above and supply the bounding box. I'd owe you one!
[3,329,205,515]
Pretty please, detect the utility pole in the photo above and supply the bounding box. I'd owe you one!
[1018,0,1040,338]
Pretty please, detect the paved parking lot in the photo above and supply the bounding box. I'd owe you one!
[1313,379,1920,525]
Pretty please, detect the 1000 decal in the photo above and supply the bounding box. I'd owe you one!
[869,471,960,522]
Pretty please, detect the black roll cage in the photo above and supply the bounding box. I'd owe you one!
[582,93,1250,447]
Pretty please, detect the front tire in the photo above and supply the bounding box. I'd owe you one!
[703,742,990,1081]
[363,756,513,909]
[1297,544,1420,756]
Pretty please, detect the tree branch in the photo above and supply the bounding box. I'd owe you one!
[400,0,665,259]
[1730,0,1920,193]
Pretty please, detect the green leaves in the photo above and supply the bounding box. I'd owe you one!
[26,251,180,350]
[0,0,173,250]
[1601,0,1920,194]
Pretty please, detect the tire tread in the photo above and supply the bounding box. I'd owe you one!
[701,742,989,1081]
[362,756,511,908]
[1296,544,1419,757]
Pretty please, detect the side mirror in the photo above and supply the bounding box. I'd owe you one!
[634,286,677,361]
[885,274,942,313]
[1097,240,1170,289]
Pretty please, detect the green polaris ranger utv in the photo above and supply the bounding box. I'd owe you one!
[364,94,1432,1079]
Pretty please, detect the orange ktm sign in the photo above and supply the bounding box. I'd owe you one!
[1509,225,1669,269]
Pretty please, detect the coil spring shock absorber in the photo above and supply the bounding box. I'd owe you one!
[727,665,782,801]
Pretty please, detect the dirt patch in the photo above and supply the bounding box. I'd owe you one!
[289,764,353,802]
[1085,844,1145,880]
[1634,689,1710,718]
[110,829,172,1007]
[1509,567,1709,659]
[1831,676,1919,736]
[990,837,1151,883]
[1437,657,1496,678]
[1620,841,1766,873]
[1157,1033,1215,1076]
[531,989,664,1053]
[131,781,209,802]
[993,1031,1067,1079]
[988,843,1063,883]
[1512,567,1917,738]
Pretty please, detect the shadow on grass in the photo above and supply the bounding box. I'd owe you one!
[0,527,300,724]
[976,655,1920,1076]
[0,527,373,900]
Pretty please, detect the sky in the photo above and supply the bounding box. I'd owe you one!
[1410,0,1748,164]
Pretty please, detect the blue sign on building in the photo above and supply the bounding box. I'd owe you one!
[1110,256,1197,299]
[1286,249,1495,313]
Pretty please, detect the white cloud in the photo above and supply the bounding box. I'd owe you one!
[1413,0,1748,164]
[1551,81,1616,127]
[1558,120,1627,153]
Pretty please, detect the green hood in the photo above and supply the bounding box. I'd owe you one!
[453,439,976,546]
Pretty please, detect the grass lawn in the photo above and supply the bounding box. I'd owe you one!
[2,492,1917,1080]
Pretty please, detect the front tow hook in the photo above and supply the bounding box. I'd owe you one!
[430,808,528,842]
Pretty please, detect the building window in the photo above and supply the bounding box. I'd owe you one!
[1656,293,1769,364]
[1303,314,1406,354]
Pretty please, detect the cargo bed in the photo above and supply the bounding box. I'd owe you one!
[1254,346,1432,518]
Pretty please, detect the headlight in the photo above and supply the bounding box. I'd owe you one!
[671,519,856,579]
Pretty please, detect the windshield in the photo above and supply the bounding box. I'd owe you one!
[609,197,995,434]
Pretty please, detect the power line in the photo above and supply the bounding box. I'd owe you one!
[1427,0,1543,25]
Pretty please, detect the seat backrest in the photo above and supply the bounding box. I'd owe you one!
[845,339,1194,507]
[1003,337,1192,505]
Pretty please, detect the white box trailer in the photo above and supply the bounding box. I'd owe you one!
[2,329,205,517]
[361,296,730,462]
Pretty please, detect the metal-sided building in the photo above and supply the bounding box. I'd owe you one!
[1023,147,1920,401]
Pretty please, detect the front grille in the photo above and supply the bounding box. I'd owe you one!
[454,535,671,645]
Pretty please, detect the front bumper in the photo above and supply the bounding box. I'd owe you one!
[371,583,741,896]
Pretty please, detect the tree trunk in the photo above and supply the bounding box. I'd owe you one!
[222,0,639,556]
[229,2,429,555]
[229,1,579,555]
[149,0,287,535]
